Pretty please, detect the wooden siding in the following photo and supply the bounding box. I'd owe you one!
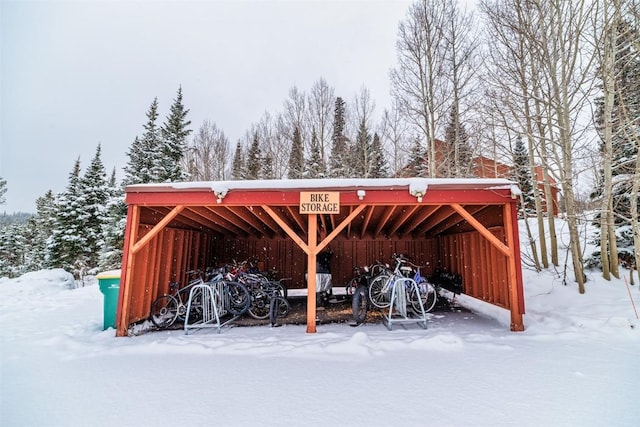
[439,228,510,308]
[124,225,211,325]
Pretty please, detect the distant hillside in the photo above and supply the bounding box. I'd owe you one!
[0,212,33,226]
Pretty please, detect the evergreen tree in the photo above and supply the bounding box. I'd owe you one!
[80,144,109,268]
[443,105,472,177]
[232,141,244,180]
[262,153,275,179]
[123,98,164,185]
[0,177,6,204]
[512,136,535,213]
[161,86,192,182]
[100,168,126,270]
[329,97,348,178]
[0,223,26,278]
[304,129,326,178]
[24,190,56,271]
[406,137,429,177]
[352,118,372,177]
[47,158,88,276]
[288,126,304,179]
[368,132,388,178]
[244,132,262,179]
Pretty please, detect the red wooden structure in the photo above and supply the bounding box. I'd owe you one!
[116,178,526,336]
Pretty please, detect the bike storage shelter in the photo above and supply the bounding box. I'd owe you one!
[115,178,526,337]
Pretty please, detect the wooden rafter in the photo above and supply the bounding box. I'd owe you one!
[397,205,440,238]
[286,206,307,236]
[374,206,397,239]
[386,205,420,237]
[132,205,185,254]
[450,203,510,256]
[425,205,490,238]
[413,206,457,237]
[360,205,374,239]
[223,206,275,239]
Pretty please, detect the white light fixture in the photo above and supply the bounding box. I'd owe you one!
[214,189,228,203]
[510,185,522,200]
[357,189,366,200]
[409,180,428,203]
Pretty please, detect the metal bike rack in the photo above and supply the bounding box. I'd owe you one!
[382,277,428,331]
[184,282,239,334]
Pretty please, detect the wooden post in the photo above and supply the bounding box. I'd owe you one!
[116,204,139,337]
[307,214,317,333]
[504,203,525,331]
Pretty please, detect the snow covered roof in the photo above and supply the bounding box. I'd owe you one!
[125,177,518,196]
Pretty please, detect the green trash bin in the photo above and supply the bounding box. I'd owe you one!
[97,270,121,330]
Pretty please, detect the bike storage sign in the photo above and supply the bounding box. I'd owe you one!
[299,192,340,214]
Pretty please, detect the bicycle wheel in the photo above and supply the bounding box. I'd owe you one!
[150,294,179,329]
[248,288,271,319]
[345,277,359,296]
[368,274,392,309]
[269,281,288,299]
[269,296,290,326]
[225,281,251,316]
[410,282,438,314]
[352,285,368,324]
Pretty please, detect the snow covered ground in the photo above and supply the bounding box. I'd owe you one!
[1,220,639,426]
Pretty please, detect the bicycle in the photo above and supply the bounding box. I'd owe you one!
[368,254,437,313]
[150,269,250,329]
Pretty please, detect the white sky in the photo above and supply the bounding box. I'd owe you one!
[0,0,412,213]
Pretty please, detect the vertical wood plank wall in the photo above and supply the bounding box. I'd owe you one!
[126,225,211,324]
[438,227,509,308]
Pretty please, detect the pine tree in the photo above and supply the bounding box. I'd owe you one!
[0,224,26,277]
[443,105,472,177]
[47,158,88,277]
[406,138,429,177]
[80,144,109,269]
[161,86,192,182]
[288,126,304,179]
[329,97,348,178]
[512,136,535,214]
[232,141,244,180]
[368,133,388,178]
[26,190,56,271]
[262,153,275,179]
[0,177,6,204]
[352,119,372,177]
[304,129,326,178]
[244,132,262,179]
[100,168,126,270]
[123,98,164,185]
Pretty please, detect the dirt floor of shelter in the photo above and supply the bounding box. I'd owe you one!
[232,294,460,327]
[145,292,465,334]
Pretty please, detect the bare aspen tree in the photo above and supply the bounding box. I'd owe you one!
[253,111,291,179]
[390,0,451,177]
[614,0,640,284]
[594,0,622,280]
[532,0,597,293]
[182,120,230,181]
[307,78,335,163]
[442,1,479,177]
[481,0,550,269]
[381,101,412,175]
[283,85,308,148]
